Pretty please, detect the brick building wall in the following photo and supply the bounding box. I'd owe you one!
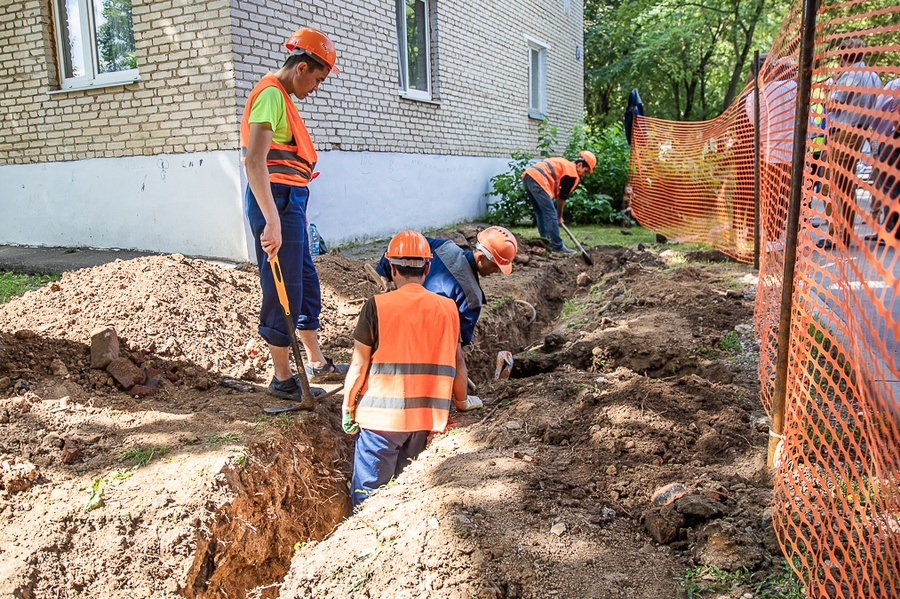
[0,0,238,164]
[0,0,583,260]
[230,0,584,157]
[2,0,583,164]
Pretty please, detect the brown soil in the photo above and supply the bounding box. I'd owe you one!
[0,228,779,599]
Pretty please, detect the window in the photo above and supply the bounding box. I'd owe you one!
[563,0,571,14]
[53,0,139,90]
[527,37,549,119]
[396,0,432,100]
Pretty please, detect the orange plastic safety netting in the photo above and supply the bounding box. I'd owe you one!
[627,0,900,596]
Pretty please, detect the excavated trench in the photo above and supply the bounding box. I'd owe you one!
[179,251,571,598]
[182,409,352,599]
[0,241,763,599]
[179,245,750,598]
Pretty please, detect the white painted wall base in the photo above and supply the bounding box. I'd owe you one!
[0,151,509,262]
[308,151,509,251]
[0,151,249,261]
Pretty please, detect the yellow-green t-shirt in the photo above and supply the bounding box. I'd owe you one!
[248,86,292,144]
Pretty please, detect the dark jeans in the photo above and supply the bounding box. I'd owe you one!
[245,183,321,347]
[351,428,429,508]
[523,175,565,249]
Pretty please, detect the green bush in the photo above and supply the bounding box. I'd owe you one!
[485,121,631,227]
[564,122,632,214]
[485,150,533,226]
[564,191,615,224]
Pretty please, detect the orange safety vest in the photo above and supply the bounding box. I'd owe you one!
[523,157,580,198]
[355,284,460,433]
[239,73,318,187]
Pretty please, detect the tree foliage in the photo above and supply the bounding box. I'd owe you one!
[584,0,790,126]
[97,0,136,73]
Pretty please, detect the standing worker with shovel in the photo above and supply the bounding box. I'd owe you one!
[241,27,348,406]
[522,151,596,254]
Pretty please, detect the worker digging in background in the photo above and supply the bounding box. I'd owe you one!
[343,231,468,508]
[240,27,348,402]
[522,151,597,253]
[374,226,519,411]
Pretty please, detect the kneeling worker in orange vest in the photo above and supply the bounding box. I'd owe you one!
[374,226,519,410]
[342,231,468,508]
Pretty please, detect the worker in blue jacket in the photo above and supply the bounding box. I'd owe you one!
[375,226,518,409]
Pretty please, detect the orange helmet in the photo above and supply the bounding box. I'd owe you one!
[284,28,340,75]
[386,230,432,267]
[476,226,517,275]
[577,150,597,173]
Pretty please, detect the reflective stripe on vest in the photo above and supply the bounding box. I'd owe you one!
[355,284,459,433]
[239,73,318,187]
[533,160,560,197]
[523,157,579,198]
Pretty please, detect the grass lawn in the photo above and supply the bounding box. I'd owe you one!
[0,271,60,304]
[508,224,657,248]
[507,224,713,251]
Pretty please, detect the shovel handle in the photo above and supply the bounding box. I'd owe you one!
[269,255,291,316]
[560,224,594,266]
[364,263,388,292]
[268,254,314,404]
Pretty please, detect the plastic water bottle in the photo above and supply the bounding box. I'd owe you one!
[308,223,326,256]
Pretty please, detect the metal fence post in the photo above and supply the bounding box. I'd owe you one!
[753,50,762,271]
[768,0,819,467]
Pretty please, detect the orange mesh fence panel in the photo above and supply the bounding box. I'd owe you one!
[627,0,900,596]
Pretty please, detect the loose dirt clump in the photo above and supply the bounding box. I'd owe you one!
[0,231,782,599]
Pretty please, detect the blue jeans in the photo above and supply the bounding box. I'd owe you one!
[523,175,564,249]
[351,429,429,508]
[245,183,321,347]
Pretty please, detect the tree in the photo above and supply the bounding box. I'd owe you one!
[583,0,790,125]
[97,0,136,73]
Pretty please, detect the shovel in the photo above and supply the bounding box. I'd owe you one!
[267,255,316,410]
[560,223,593,266]
[265,385,344,414]
[364,263,388,292]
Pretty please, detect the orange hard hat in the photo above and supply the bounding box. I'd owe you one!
[476,226,517,275]
[284,28,340,75]
[386,230,432,267]
[577,150,597,173]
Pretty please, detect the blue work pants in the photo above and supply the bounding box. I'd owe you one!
[523,175,565,249]
[245,183,321,347]
[351,428,429,509]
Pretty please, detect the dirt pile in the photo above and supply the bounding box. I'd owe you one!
[0,232,783,599]
[0,254,262,377]
[0,254,376,386]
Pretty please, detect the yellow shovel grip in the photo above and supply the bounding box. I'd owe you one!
[269,255,291,316]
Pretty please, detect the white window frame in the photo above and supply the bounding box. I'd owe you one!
[526,36,550,119]
[396,0,432,101]
[52,0,140,91]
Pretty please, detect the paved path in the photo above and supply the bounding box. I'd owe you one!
[0,246,162,275]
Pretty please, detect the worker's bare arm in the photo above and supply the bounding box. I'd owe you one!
[343,340,373,411]
[245,123,282,258]
[452,342,468,406]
